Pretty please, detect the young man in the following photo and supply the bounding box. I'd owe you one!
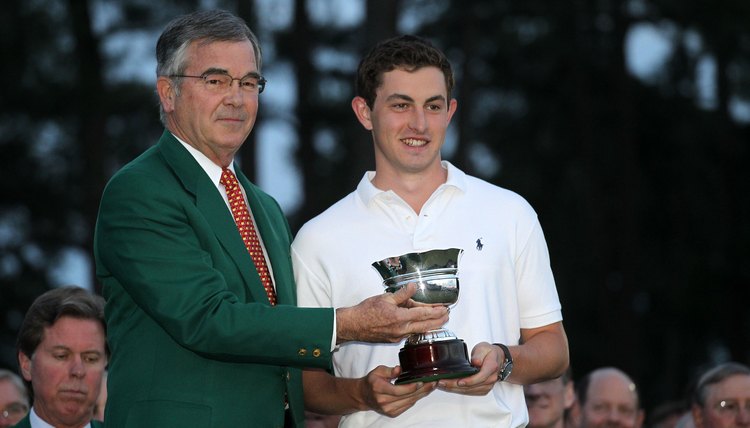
[94,10,447,428]
[576,367,644,428]
[293,35,569,427]
[14,287,107,428]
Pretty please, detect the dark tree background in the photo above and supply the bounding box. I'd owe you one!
[1,0,748,419]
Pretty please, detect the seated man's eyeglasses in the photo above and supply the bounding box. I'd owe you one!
[170,71,267,94]
[1,402,28,421]
[714,399,750,418]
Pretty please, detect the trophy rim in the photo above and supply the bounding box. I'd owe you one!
[371,248,463,280]
[373,248,463,306]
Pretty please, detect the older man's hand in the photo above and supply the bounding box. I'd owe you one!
[335,283,449,344]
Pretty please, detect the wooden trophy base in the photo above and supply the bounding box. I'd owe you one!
[395,338,479,385]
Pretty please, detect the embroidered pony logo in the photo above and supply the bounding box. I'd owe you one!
[476,238,484,251]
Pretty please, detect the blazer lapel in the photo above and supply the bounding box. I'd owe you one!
[158,132,271,305]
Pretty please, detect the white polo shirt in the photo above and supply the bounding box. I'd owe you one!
[292,161,562,427]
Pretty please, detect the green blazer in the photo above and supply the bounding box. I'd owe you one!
[94,131,334,428]
[12,413,104,428]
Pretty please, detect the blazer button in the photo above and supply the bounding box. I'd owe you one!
[298,348,307,356]
[312,348,321,358]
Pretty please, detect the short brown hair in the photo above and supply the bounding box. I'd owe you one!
[16,286,108,359]
[355,35,455,109]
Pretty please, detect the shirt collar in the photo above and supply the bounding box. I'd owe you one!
[173,133,236,187]
[29,407,92,428]
[356,160,467,205]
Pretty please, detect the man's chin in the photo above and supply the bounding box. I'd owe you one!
[54,408,93,427]
[218,133,252,149]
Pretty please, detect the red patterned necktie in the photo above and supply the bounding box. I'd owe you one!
[220,168,277,305]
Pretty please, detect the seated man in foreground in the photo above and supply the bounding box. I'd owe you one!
[14,287,107,428]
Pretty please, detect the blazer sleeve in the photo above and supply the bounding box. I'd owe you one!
[95,165,334,368]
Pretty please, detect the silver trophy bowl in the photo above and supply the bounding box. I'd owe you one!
[371,248,462,306]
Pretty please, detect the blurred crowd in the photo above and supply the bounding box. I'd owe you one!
[1,287,748,428]
[522,363,750,428]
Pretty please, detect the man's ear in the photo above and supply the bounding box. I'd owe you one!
[635,409,645,428]
[564,380,575,409]
[351,96,373,130]
[157,76,176,113]
[692,404,704,428]
[18,350,32,382]
[446,98,458,125]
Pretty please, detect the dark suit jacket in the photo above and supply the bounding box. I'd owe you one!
[94,131,334,427]
[11,413,104,428]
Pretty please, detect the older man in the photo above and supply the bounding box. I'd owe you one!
[94,10,446,428]
[14,287,107,428]
[691,362,750,428]
[0,369,29,427]
[525,367,575,428]
[577,367,644,428]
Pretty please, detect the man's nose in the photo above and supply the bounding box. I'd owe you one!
[606,408,625,422]
[408,109,427,133]
[69,356,85,378]
[736,406,750,425]
[223,79,246,105]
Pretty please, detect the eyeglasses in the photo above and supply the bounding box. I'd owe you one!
[170,72,266,94]
[0,402,28,420]
[714,399,750,418]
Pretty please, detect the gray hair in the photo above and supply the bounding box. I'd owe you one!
[692,362,750,407]
[0,369,29,407]
[155,9,262,125]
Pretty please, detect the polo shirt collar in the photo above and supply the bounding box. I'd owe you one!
[356,161,467,205]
